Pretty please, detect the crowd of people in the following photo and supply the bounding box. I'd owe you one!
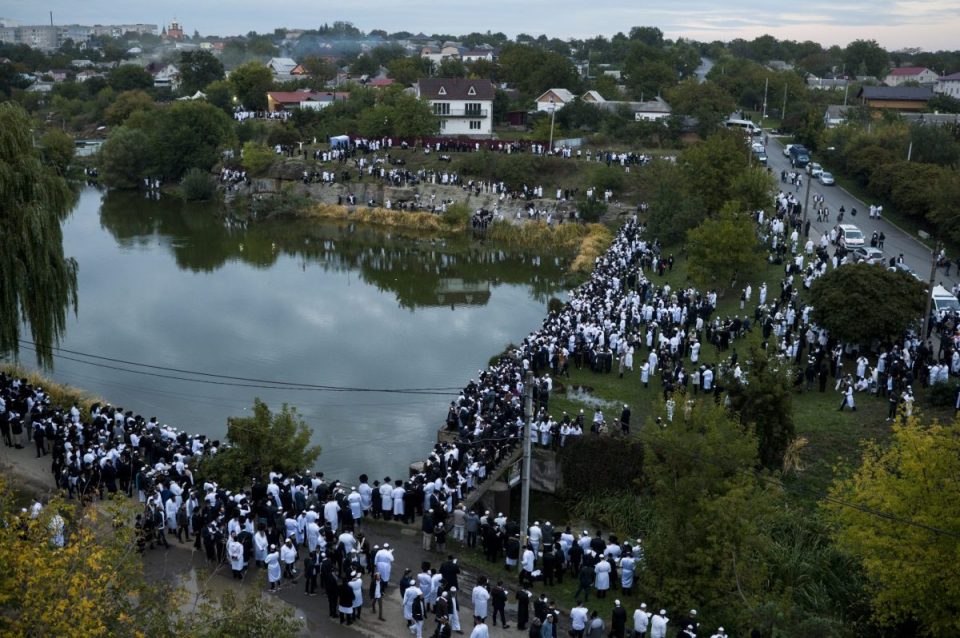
[7,162,957,636]
[1,213,756,636]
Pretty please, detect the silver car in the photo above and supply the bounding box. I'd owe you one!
[852,246,883,264]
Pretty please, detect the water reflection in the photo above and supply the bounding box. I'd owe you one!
[98,190,569,308]
[24,187,571,480]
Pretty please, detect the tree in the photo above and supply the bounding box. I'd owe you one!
[640,401,778,628]
[179,50,224,95]
[679,129,751,214]
[0,481,151,636]
[826,416,960,635]
[591,74,620,100]
[0,103,77,366]
[843,39,889,78]
[927,93,960,114]
[728,166,776,213]
[685,206,762,295]
[204,79,234,114]
[641,160,705,245]
[628,26,664,48]
[808,264,927,344]
[927,169,960,244]
[151,101,235,179]
[199,398,321,488]
[350,53,379,76]
[107,64,153,91]
[724,344,796,470]
[301,55,337,84]
[241,141,275,176]
[387,56,428,85]
[436,58,467,78]
[99,126,152,188]
[39,128,75,175]
[229,61,273,111]
[666,79,737,139]
[104,89,155,125]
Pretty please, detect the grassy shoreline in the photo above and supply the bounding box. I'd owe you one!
[300,203,614,275]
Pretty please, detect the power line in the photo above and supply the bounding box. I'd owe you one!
[17,340,463,393]
[14,344,458,396]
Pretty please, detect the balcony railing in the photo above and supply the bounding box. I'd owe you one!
[434,108,489,118]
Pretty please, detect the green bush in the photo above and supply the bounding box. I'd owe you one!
[569,490,650,538]
[557,437,644,498]
[242,141,276,177]
[180,168,217,201]
[928,380,959,407]
[442,202,470,228]
[576,197,607,223]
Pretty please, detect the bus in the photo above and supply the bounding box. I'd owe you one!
[724,119,762,136]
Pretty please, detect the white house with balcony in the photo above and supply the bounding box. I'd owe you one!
[416,77,495,137]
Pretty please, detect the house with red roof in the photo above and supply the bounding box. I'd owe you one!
[884,66,938,87]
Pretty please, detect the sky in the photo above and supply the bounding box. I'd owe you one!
[3,0,960,51]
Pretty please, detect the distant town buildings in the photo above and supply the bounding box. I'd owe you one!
[0,20,157,50]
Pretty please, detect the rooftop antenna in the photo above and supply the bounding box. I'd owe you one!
[50,11,53,27]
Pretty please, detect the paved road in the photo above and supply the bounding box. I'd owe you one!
[762,136,958,291]
[0,441,534,638]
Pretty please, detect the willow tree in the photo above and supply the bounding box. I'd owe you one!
[0,103,78,366]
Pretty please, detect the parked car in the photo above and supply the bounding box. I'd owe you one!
[819,171,835,185]
[751,141,765,154]
[838,224,865,247]
[754,150,768,165]
[889,261,923,281]
[783,143,795,157]
[852,246,883,264]
[932,285,960,316]
[807,162,823,177]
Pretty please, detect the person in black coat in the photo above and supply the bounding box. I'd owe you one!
[516,587,532,630]
[491,580,509,628]
[610,600,627,638]
[338,578,355,624]
[321,556,339,618]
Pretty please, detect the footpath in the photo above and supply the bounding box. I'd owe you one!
[0,440,544,638]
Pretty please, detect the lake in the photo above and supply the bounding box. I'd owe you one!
[15,187,571,481]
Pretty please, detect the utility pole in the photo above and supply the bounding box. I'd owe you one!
[781,83,788,121]
[548,101,557,151]
[519,370,534,548]
[762,76,769,126]
[802,167,812,235]
[921,240,941,342]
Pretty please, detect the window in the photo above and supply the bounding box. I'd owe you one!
[440,120,446,131]
[470,120,482,130]
[465,102,482,116]
[433,102,450,115]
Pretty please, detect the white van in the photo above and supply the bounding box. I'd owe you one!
[932,285,960,316]
[837,224,865,247]
[724,119,762,136]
